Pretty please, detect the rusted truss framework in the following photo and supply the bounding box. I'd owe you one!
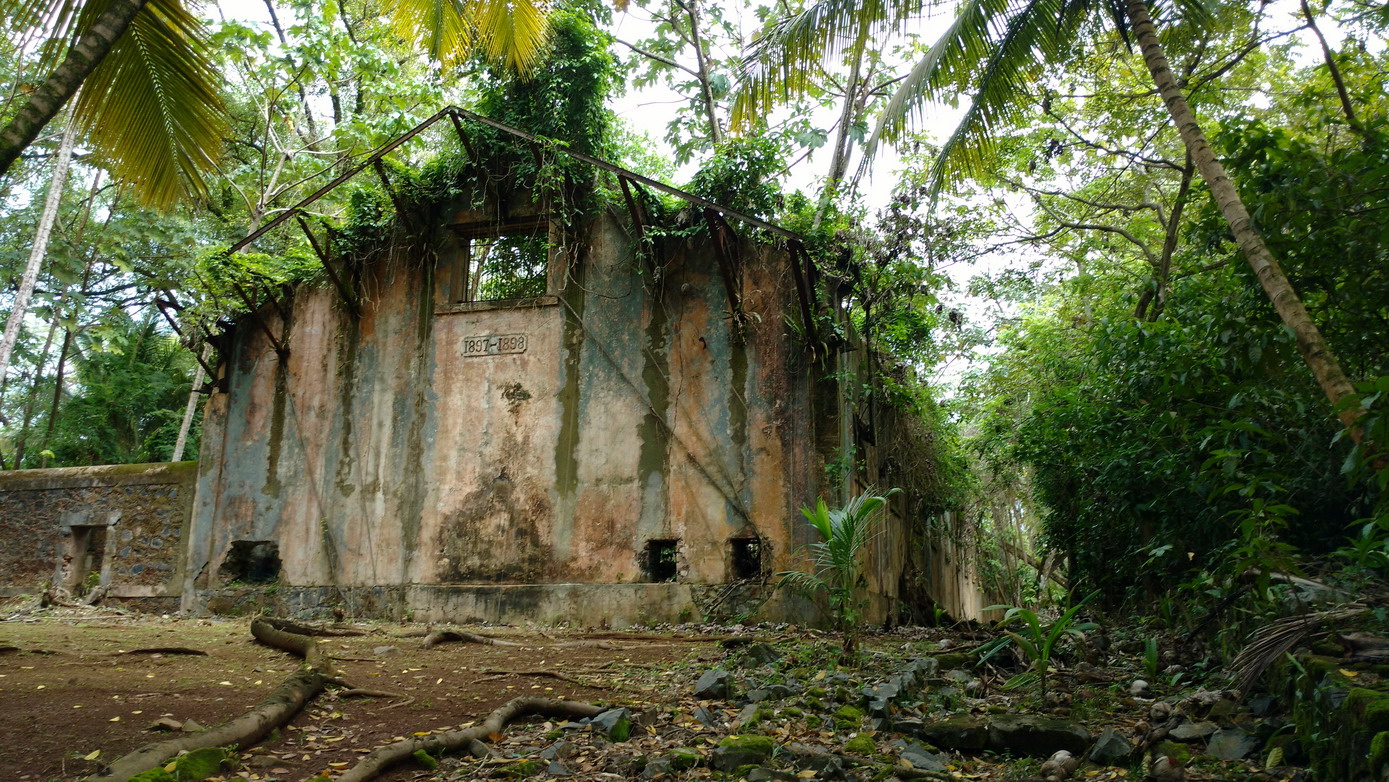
[181,106,820,360]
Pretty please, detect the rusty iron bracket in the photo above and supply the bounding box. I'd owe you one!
[447,111,479,162]
[295,211,360,317]
[702,208,744,325]
[618,175,646,243]
[787,240,819,351]
[371,158,416,232]
[228,279,288,359]
[154,291,218,380]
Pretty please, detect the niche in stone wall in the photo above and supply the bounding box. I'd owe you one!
[219,540,282,585]
[729,537,763,581]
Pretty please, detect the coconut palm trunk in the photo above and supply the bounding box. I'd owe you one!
[0,0,150,178]
[1125,0,1363,436]
[0,110,78,388]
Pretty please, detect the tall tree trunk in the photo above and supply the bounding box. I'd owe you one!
[0,110,77,388]
[39,325,73,468]
[38,172,104,468]
[1126,0,1363,436]
[12,316,59,467]
[814,25,874,229]
[171,344,210,461]
[676,0,724,145]
[0,0,150,178]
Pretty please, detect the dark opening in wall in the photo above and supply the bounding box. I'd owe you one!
[219,541,281,584]
[63,525,107,595]
[644,539,678,583]
[730,537,762,580]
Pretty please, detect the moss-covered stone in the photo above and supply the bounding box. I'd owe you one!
[1371,732,1389,770]
[835,705,865,731]
[935,653,969,669]
[1348,688,1389,733]
[713,735,776,772]
[497,759,544,778]
[844,735,876,754]
[668,748,701,770]
[1153,741,1191,765]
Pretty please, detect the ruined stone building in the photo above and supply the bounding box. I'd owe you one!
[0,109,992,625]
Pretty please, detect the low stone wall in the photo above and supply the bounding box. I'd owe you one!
[0,462,197,606]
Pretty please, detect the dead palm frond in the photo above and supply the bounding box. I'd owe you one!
[1228,604,1368,698]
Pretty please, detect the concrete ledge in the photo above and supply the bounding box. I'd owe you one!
[193,583,713,627]
[408,583,698,627]
[0,461,197,492]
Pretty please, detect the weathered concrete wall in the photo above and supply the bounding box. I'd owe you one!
[0,461,195,608]
[189,206,833,624]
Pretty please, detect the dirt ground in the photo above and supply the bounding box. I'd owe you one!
[0,604,712,782]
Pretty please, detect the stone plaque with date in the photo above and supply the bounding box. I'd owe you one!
[462,333,528,357]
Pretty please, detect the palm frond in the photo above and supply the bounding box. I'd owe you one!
[74,0,225,209]
[732,0,923,127]
[468,0,551,75]
[389,0,473,68]
[866,0,1089,195]
[1229,604,1368,697]
[2,0,88,73]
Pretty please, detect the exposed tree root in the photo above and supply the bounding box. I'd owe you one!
[334,687,415,709]
[333,697,604,782]
[422,628,523,648]
[86,619,331,782]
[258,616,366,637]
[478,668,583,685]
[423,627,629,650]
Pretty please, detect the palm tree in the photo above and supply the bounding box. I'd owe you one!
[0,0,226,208]
[739,0,1366,438]
[0,0,552,207]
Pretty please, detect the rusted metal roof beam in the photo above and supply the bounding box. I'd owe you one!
[295,211,359,317]
[447,106,800,241]
[227,106,801,257]
[618,176,646,243]
[703,207,743,322]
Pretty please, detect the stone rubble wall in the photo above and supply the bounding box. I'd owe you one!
[0,461,197,603]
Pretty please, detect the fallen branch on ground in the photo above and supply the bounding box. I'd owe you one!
[116,647,207,656]
[334,696,603,782]
[86,619,332,782]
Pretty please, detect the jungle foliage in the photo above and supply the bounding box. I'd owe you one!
[0,0,1386,640]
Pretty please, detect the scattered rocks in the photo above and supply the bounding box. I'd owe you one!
[1206,727,1259,761]
[1151,754,1186,780]
[744,642,782,666]
[589,707,632,741]
[1129,679,1151,697]
[692,705,720,728]
[898,744,948,772]
[694,668,732,699]
[920,716,989,751]
[986,714,1092,756]
[712,734,776,771]
[1039,749,1078,782]
[1168,719,1218,742]
[1088,727,1133,765]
